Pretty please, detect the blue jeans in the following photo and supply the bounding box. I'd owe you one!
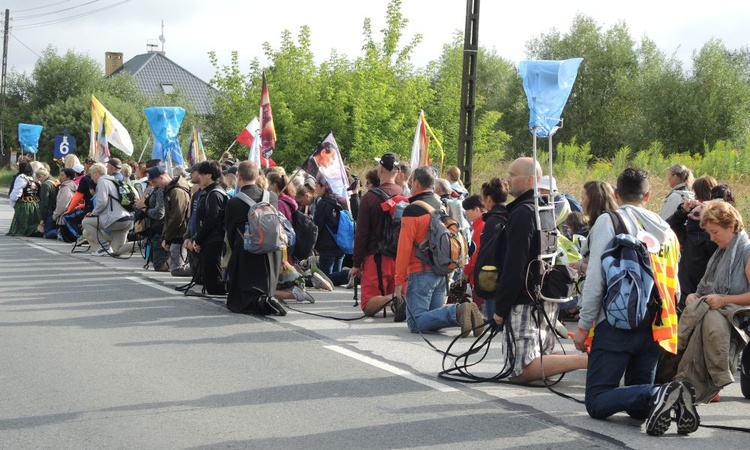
[585,320,660,420]
[318,249,350,286]
[405,271,456,333]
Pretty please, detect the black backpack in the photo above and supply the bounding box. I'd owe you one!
[291,209,318,261]
[371,188,408,258]
[473,212,508,299]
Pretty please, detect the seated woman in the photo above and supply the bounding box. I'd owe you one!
[676,200,750,403]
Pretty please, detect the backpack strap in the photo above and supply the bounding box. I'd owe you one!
[371,187,392,202]
[235,191,256,208]
[261,190,270,204]
[607,210,629,236]
[413,200,435,214]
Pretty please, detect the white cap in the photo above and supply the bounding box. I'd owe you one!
[538,175,557,191]
[72,163,85,174]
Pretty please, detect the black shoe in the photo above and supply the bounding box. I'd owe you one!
[263,296,287,316]
[675,381,700,435]
[393,296,406,323]
[646,381,681,436]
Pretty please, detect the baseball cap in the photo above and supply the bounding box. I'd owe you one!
[374,152,400,171]
[108,158,122,170]
[186,163,200,173]
[147,166,166,181]
[72,163,85,174]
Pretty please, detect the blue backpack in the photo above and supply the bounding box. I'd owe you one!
[561,193,583,213]
[601,211,659,330]
[326,201,355,255]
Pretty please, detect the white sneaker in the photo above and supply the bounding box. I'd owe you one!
[91,247,111,257]
[292,286,315,303]
[311,272,333,291]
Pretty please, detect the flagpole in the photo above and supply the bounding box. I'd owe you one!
[137,136,151,162]
[225,140,237,155]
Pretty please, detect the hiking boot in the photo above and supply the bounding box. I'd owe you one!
[456,302,473,338]
[646,381,681,436]
[292,286,315,304]
[312,272,334,291]
[263,296,287,316]
[171,265,193,277]
[675,381,700,435]
[392,296,406,323]
[469,302,485,337]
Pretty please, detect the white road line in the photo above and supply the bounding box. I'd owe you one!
[125,276,181,296]
[24,241,60,255]
[325,344,458,393]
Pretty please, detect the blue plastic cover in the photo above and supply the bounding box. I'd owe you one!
[18,123,43,154]
[518,58,583,138]
[144,107,186,164]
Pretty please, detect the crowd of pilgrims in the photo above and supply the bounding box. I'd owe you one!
[6,153,750,413]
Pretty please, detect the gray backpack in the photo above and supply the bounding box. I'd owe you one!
[413,200,469,276]
[236,191,295,254]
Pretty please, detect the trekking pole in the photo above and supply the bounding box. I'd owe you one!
[352,275,360,307]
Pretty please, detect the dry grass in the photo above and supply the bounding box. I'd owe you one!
[349,160,750,220]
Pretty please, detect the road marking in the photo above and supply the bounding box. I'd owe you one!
[24,241,59,255]
[126,276,181,296]
[325,344,458,393]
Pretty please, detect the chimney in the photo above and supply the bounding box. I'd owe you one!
[105,52,124,77]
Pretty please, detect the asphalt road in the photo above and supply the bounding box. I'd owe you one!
[1,199,749,449]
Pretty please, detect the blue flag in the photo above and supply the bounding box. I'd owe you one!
[518,58,583,138]
[18,123,43,154]
[144,107,186,164]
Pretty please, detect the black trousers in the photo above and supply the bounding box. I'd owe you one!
[201,239,226,295]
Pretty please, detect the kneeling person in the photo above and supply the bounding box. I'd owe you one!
[81,163,134,256]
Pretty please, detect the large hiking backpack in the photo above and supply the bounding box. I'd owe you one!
[601,210,660,330]
[413,200,469,276]
[108,178,138,212]
[371,188,409,258]
[291,209,318,260]
[236,191,295,254]
[473,212,508,299]
[325,200,355,255]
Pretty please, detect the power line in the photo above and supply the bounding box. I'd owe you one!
[13,0,132,30]
[10,33,41,58]
[13,0,73,14]
[14,0,104,21]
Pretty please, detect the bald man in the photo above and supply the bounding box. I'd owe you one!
[492,157,587,383]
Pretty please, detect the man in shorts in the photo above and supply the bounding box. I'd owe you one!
[492,157,587,382]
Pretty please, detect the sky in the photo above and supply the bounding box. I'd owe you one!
[2,0,750,84]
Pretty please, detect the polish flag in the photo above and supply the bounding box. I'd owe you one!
[236,118,259,147]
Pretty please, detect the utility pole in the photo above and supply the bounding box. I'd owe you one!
[457,0,479,191]
[0,9,9,158]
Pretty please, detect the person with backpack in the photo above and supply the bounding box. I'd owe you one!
[134,172,167,270]
[472,178,510,318]
[393,166,481,337]
[80,163,135,256]
[313,174,351,287]
[152,166,192,277]
[8,161,42,237]
[573,168,695,437]
[350,153,407,317]
[492,158,587,383]
[191,161,228,296]
[224,161,287,316]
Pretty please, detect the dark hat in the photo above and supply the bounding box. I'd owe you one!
[374,152,400,171]
[108,158,122,170]
[186,163,200,173]
[147,166,166,181]
[145,158,162,168]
